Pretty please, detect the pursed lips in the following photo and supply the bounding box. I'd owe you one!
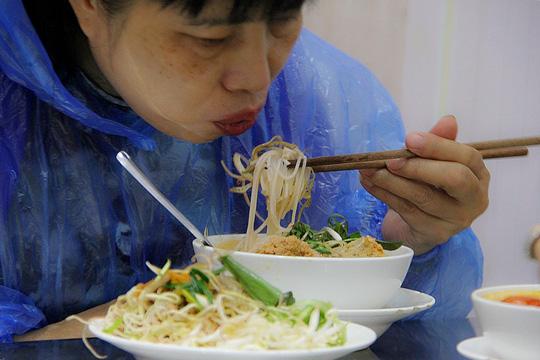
[213,107,263,136]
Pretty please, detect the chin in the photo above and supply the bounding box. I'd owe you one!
[147,119,219,143]
[187,136,219,144]
[168,128,221,144]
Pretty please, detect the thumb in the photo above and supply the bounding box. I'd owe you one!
[430,115,458,140]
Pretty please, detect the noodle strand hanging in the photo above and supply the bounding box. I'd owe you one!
[222,136,315,252]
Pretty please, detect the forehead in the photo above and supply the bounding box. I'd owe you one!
[167,0,305,25]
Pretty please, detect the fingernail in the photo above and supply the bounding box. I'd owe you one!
[386,158,407,171]
[408,133,426,150]
[443,114,456,121]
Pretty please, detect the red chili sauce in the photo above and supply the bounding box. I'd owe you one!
[502,296,540,308]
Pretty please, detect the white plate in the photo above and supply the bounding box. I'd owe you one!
[336,288,435,336]
[457,336,501,360]
[88,319,376,360]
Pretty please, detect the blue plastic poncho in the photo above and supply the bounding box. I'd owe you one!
[0,0,482,342]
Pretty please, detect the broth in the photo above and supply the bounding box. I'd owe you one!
[484,290,540,308]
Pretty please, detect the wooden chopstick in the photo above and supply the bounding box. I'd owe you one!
[304,136,540,168]
[309,146,529,173]
[466,136,540,150]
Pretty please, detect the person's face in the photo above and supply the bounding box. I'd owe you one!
[70,0,303,142]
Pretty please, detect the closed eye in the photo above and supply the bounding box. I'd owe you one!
[195,36,229,47]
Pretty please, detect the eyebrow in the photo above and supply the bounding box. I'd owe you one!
[181,7,302,27]
[186,17,236,26]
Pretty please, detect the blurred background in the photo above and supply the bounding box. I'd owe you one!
[304,0,540,286]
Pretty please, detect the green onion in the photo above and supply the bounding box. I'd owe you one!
[189,268,210,283]
[297,304,315,324]
[163,283,181,290]
[330,324,347,346]
[182,269,214,304]
[103,317,123,334]
[265,307,290,323]
[196,279,214,304]
[179,288,203,310]
[291,301,332,327]
[220,255,295,306]
[157,259,172,280]
[212,267,226,276]
[314,246,331,254]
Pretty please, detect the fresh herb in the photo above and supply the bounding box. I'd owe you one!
[288,214,402,253]
[373,240,403,251]
[327,214,349,239]
[288,221,314,241]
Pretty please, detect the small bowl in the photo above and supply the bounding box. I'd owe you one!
[193,234,414,310]
[472,284,540,360]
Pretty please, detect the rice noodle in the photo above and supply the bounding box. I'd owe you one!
[222,136,315,252]
[96,262,346,351]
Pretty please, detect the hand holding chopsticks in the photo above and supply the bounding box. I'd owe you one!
[303,136,539,173]
[324,112,533,255]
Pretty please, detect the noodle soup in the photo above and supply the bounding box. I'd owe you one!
[483,290,540,308]
[194,235,414,309]
[472,284,540,360]
[216,234,386,258]
[78,259,364,357]
[215,238,241,251]
[214,138,411,309]
[221,138,402,259]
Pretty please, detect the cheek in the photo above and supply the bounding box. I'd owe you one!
[268,32,302,78]
[109,32,222,115]
[157,40,210,80]
[153,30,232,86]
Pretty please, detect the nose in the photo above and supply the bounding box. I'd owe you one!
[221,26,272,95]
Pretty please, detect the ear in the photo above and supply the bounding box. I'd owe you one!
[68,0,101,39]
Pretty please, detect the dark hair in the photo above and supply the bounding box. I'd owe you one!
[101,0,306,22]
[23,0,306,70]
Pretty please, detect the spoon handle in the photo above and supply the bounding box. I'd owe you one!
[116,151,208,243]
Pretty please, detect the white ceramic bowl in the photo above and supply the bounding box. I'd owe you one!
[472,284,540,360]
[193,234,414,310]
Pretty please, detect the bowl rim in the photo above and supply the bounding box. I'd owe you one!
[472,284,540,313]
[192,236,414,263]
[335,288,435,315]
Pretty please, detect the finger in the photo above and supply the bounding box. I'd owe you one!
[385,157,485,202]
[360,179,458,240]
[402,132,489,182]
[430,115,458,140]
[362,168,465,222]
